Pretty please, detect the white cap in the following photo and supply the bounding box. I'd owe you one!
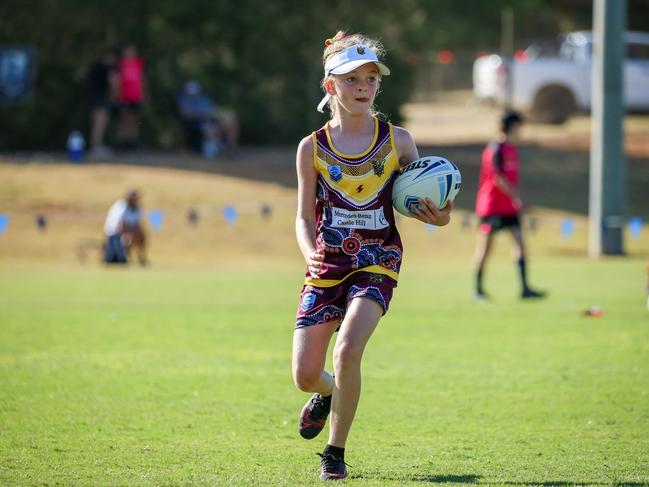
[317,44,390,113]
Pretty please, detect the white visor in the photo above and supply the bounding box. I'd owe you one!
[317,44,390,113]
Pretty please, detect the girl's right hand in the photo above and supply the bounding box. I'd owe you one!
[412,198,453,226]
[307,248,325,278]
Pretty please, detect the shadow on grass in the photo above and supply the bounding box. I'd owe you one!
[500,483,648,487]
[412,473,481,483]
[350,472,482,483]
[352,472,647,486]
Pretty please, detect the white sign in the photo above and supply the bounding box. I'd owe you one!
[330,206,389,230]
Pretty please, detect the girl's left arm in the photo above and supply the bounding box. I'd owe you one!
[393,126,419,168]
[393,126,453,226]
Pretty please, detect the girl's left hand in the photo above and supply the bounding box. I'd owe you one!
[411,198,453,226]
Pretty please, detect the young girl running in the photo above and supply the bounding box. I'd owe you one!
[292,31,453,480]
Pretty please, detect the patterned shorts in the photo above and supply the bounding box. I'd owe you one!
[295,272,398,329]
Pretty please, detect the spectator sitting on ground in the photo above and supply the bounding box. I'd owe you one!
[103,189,147,265]
[177,80,239,158]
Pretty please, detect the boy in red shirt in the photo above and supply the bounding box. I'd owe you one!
[473,111,545,300]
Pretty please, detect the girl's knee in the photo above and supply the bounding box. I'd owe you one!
[333,341,362,371]
[293,367,322,392]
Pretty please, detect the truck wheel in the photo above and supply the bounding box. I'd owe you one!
[530,86,576,124]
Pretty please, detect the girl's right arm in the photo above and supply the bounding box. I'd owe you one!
[295,135,324,277]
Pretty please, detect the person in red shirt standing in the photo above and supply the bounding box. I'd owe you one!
[116,45,146,149]
[473,111,545,300]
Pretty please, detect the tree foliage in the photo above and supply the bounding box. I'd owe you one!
[0,0,647,149]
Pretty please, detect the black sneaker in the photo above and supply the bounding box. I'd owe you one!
[317,452,348,480]
[522,288,546,299]
[298,393,332,439]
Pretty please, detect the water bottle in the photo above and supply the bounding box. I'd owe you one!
[67,131,85,163]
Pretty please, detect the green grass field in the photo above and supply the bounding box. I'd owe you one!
[1,154,649,485]
[1,257,648,486]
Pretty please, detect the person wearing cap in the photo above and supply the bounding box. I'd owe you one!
[291,31,452,480]
[473,111,545,300]
[103,189,147,265]
[177,80,239,158]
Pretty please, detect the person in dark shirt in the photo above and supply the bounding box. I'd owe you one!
[87,48,119,159]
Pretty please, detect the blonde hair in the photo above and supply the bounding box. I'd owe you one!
[321,31,386,119]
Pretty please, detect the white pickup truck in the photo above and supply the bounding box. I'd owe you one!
[473,31,649,123]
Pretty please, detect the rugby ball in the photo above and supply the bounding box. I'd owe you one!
[392,156,461,217]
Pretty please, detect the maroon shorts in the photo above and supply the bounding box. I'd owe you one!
[295,272,398,329]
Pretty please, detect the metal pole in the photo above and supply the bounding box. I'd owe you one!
[589,0,626,256]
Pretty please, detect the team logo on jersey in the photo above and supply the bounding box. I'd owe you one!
[300,292,317,312]
[328,165,343,182]
[372,156,386,177]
